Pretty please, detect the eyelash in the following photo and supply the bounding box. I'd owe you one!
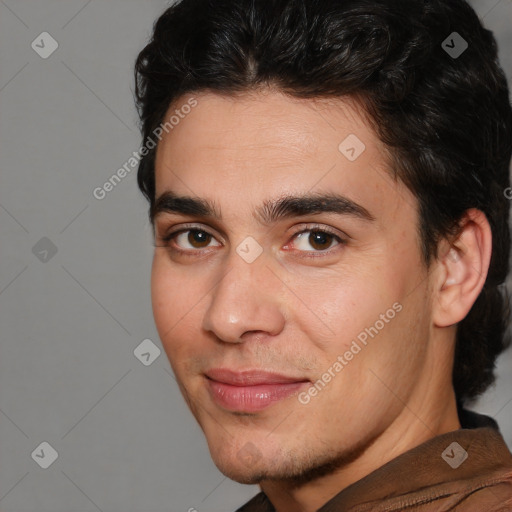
[154,223,347,258]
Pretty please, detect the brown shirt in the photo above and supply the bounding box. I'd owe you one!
[235,409,512,511]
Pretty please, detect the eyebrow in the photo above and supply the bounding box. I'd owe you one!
[151,190,375,226]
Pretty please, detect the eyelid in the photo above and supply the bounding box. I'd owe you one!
[154,222,223,245]
[283,223,347,253]
[288,222,348,240]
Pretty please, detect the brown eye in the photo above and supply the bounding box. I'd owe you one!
[187,230,212,248]
[308,231,334,250]
[166,228,221,251]
[291,229,342,252]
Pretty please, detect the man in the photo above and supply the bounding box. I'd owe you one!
[134,0,512,510]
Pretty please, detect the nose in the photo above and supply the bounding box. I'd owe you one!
[201,250,286,343]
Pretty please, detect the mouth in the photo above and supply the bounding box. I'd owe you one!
[204,368,310,412]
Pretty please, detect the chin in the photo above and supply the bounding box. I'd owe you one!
[208,440,308,485]
[220,466,267,485]
[211,452,269,484]
[209,430,375,487]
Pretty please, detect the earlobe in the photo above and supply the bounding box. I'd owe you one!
[433,209,492,328]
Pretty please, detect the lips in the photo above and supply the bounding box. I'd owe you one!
[205,368,310,412]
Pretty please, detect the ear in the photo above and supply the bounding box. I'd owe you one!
[432,209,492,328]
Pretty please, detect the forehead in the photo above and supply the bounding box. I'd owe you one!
[155,90,377,164]
[153,90,412,225]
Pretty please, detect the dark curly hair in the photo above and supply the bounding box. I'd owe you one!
[134,0,512,406]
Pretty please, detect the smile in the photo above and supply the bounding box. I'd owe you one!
[204,368,310,412]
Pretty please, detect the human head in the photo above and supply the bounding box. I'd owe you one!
[135,0,511,405]
[134,0,511,485]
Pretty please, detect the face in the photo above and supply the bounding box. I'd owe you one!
[151,90,435,484]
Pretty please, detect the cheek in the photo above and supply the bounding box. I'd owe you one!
[150,253,203,356]
[290,264,392,353]
[151,255,174,332]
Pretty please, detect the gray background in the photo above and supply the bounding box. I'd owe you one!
[0,1,511,511]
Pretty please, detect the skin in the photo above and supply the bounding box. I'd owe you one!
[150,89,492,512]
